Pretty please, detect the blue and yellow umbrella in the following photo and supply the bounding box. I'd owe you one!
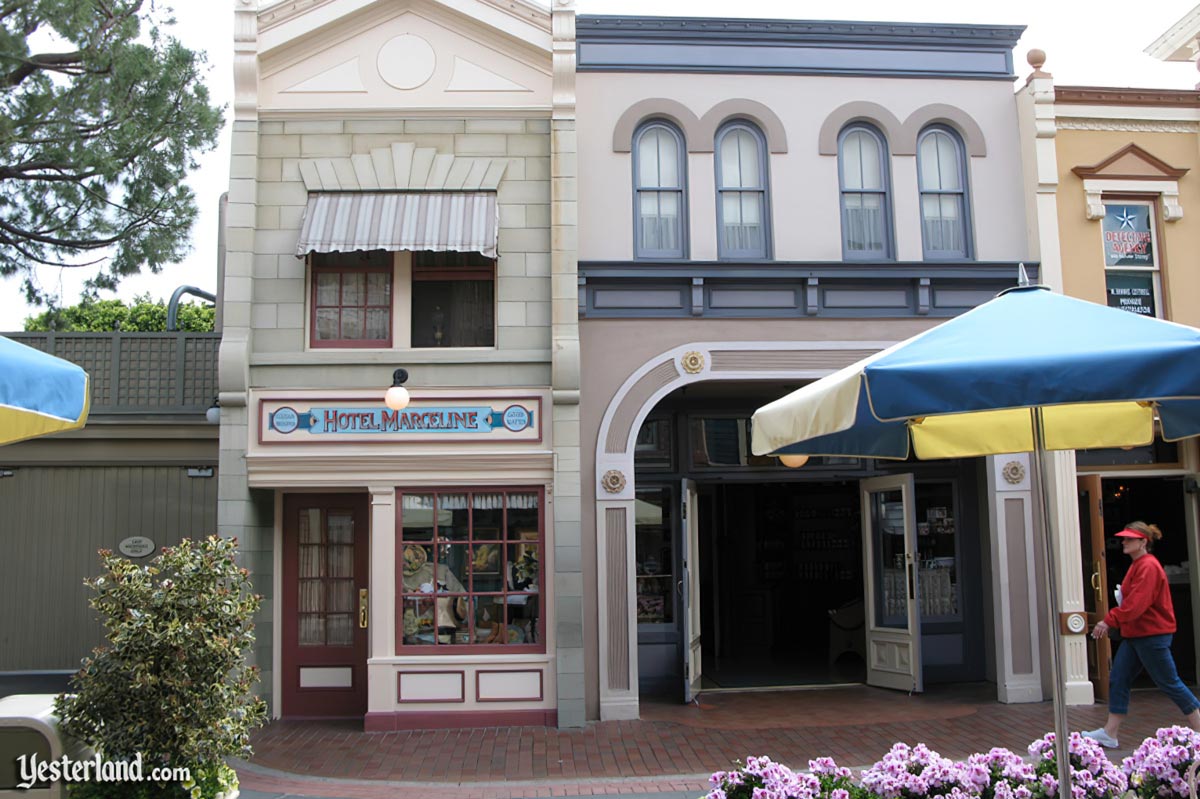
[0,335,90,446]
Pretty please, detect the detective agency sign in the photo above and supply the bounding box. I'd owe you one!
[258,397,541,444]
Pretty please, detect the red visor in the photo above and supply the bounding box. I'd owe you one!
[1115,528,1148,540]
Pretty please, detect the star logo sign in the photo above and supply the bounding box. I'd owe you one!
[1115,207,1138,230]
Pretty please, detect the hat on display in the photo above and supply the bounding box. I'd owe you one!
[1114,528,1148,540]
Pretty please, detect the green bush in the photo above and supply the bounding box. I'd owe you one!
[56,536,267,797]
[23,294,215,332]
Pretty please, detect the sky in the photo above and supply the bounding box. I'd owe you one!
[1,0,1197,326]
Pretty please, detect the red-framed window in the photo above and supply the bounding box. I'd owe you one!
[310,250,393,348]
[411,251,495,348]
[396,488,544,653]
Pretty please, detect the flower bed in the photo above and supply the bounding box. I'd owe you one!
[706,727,1198,799]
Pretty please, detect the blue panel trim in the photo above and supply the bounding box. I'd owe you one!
[577,261,1038,320]
[577,16,1024,79]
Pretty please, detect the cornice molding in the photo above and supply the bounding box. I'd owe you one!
[576,15,1024,48]
[1145,5,1200,62]
[1057,118,1200,133]
[261,0,550,33]
[1056,86,1200,108]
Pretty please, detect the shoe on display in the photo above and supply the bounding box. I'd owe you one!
[1082,728,1119,748]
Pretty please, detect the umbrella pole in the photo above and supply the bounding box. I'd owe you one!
[1031,407,1073,799]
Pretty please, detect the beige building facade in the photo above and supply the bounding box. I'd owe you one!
[1016,35,1200,704]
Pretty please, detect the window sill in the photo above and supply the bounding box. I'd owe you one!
[250,348,552,366]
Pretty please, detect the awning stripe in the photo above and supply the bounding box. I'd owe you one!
[296,192,499,259]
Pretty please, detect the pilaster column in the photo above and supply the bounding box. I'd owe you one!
[367,485,396,715]
[986,454,1043,703]
[595,500,638,720]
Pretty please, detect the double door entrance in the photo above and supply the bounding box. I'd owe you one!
[641,472,978,702]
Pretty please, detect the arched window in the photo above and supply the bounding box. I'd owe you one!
[838,124,893,259]
[917,126,972,259]
[715,121,770,259]
[633,121,686,259]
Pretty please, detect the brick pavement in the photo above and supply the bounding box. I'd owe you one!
[235,684,1192,799]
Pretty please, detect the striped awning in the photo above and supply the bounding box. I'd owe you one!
[295,191,499,259]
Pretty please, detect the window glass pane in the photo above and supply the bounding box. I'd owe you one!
[440,493,469,540]
[401,596,436,645]
[722,193,763,254]
[721,129,759,188]
[638,127,678,188]
[437,543,469,593]
[327,579,355,613]
[919,131,961,191]
[922,195,964,254]
[411,281,495,348]
[472,493,503,539]
[636,487,673,624]
[637,128,663,187]
[639,192,680,254]
[298,509,321,543]
[401,543,436,590]
[299,545,322,578]
[365,309,389,340]
[342,272,364,306]
[315,308,339,341]
[843,130,882,191]
[366,271,391,306]
[871,489,908,629]
[401,494,436,541]
[299,614,325,646]
[326,614,353,646]
[471,543,504,592]
[341,307,363,340]
[844,193,885,253]
[316,272,340,306]
[935,134,961,190]
[327,511,353,544]
[507,493,539,540]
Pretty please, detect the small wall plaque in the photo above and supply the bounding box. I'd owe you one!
[118,536,155,559]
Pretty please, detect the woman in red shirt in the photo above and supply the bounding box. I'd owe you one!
[1082,522,1200,748]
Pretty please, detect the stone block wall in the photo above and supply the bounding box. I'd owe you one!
[248,117,554,392]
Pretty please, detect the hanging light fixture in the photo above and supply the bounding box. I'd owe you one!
[385,368,410,411]
[778,453,809,468]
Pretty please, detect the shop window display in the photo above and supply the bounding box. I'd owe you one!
[397,490,542,650]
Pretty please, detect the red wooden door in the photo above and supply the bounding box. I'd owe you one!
[282,494,370,717]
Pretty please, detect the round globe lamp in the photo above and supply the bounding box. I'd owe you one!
[779,454,809,468]
[385,368,411,411]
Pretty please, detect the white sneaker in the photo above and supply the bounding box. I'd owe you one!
[1082,728,1119,748]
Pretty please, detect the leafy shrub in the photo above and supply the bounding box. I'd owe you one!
[55,536,267,797]
[24,295,215,332]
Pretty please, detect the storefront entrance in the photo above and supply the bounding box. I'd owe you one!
[281,493,370,718]
[1077,472,1195,693]
[698,481,866,689]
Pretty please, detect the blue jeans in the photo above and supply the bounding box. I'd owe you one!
[1109,633,1200,716]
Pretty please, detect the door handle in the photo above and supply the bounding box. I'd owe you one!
[359,588,369,628]
[676,579,683,598]
[907,561,915,601]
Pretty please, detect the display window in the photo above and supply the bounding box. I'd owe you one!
[396,488,543,652]
[1101,200,1162,318]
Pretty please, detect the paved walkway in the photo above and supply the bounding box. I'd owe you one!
[235,684,1189,799]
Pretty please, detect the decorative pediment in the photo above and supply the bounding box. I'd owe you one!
[1072,144,1188,223]
[1071,143,1189,180]
[259,2,552,113]
[297,142,508,191]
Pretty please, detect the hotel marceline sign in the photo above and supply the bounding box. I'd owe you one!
[258,397,541,444]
